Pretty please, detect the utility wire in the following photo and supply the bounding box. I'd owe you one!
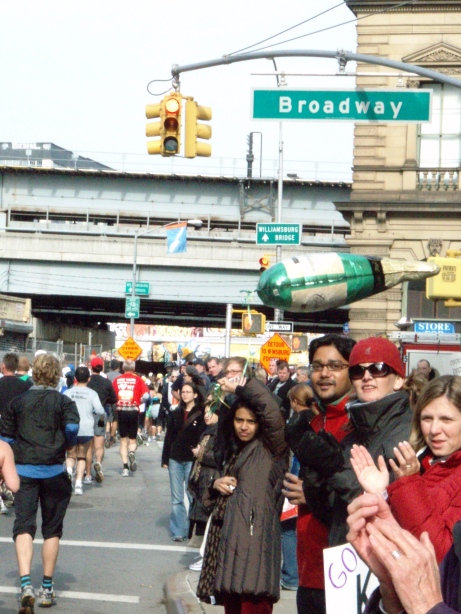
[227,0,418,56]
[228,2,346,56]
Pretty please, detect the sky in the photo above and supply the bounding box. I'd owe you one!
[1,1,359,181]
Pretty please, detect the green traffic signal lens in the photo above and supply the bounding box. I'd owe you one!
[164,137,179,153]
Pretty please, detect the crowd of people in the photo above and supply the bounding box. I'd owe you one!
[1,338,461,614]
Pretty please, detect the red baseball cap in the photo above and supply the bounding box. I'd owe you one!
[90,356,104,368]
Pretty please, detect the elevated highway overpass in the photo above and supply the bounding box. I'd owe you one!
[0,166,351,332]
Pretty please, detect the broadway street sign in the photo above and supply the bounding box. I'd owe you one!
[252,89,431,123]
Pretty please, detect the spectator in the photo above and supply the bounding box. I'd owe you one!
[283,333,355,614]
[268,360,296,420]
[417,359,439,381]
[351,374,461,563]
[196,375,289,613]
[161,381,206,541]
[347,493,454,614]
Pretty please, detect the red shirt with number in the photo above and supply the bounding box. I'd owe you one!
[113,373,148,410]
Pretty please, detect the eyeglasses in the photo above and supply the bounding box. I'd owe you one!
[348,362,397,381]
[309,361,349,373]
[225,369,243,376]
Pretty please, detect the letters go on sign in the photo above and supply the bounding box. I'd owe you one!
[252,89,431,123]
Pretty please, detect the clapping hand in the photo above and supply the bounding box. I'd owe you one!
[389,441,420,478]
[350,444,390,495]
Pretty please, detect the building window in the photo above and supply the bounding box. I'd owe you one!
[418,83,461,168]
[408,279,461,326]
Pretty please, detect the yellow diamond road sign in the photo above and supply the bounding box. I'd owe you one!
[118,337,143,361]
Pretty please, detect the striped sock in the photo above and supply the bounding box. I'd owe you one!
[42,576,53,590]
[20,575,31,589]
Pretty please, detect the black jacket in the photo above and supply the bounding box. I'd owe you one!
[87,374,117,406]
[0,386,80,466]
[162,403,206,465]
[268,377,296,420]
[327,390,412,546]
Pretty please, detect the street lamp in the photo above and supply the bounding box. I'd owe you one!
[129,219,203,337]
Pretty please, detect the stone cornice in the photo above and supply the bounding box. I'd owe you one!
[346,1,461,12]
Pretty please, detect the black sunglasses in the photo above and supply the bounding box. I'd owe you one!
[348,362,397,381]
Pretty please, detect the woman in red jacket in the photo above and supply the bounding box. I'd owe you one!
[351,375,461,563]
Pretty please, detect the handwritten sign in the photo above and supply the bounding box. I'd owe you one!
[324,544,379,614]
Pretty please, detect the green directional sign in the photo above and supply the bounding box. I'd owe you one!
[125,297,140,319]
[125,281,150,296]
[256,223,301,246]
[252,89,431,122]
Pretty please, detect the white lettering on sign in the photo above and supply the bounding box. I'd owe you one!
[279,97,292,113]
[276,96,405,119]
[390,101,402,118]
[355,100,370,114]
[339,98,350,114]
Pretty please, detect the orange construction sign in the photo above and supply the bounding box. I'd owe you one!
[117,337,143,361]
[260,333,291,374]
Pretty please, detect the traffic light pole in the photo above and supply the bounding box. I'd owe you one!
[274,121,284,323]
[172,50,461,90]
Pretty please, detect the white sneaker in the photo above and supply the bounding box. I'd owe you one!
[189,558,203,571]
[74,484,83,496]
[122,468,130,477]
[83,475,93,485]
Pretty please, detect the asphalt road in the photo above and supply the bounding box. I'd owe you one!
[0,438,200,613]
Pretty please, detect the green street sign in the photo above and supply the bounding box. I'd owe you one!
[256,223,301,246]
[252,89,431,122]
[125,297,140,319]
[125,281,150,296]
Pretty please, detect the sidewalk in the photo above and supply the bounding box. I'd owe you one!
[164,569,297,614]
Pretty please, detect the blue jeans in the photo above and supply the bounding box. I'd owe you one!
[281,517,299,588]
[168,459,193,539]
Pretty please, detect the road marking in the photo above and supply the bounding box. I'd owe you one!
[0,537,198,552]
[0,585,139,603]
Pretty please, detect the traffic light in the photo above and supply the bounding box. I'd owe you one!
[146,92,182,156]
[426,256,461,300]
[184,99,212,158]
[242,312,266,334]
[259,256,270,272]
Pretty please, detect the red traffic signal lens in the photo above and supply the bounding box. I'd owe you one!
[164,136,179,153]
[164,117,179,131]
[259,257,270,272]
[165,98,180,114]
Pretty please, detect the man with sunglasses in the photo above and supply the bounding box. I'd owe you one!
[325,336,413,548]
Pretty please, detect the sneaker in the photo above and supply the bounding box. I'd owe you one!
[104,436,111,449]
[148,436,156,442]
[136,433,143,446]
[19,584,35,610]
[0,498,8,515]
[280,581,298,591]
[83,476,93,485]
[121,468,129,477]
[172,536,185,542]
[189,558,203,571]
[37,585,56,608]
[128,451,137,472]
[93,462,104,483]
[74,484,83,496]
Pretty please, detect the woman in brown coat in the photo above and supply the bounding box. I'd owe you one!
[197,373,289,614]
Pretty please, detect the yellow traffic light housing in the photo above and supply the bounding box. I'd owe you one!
[426,255,461,300]
[242,312,266,334]
[146,93,182,156]
[259,256,270,273]
[184,100,212,158]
